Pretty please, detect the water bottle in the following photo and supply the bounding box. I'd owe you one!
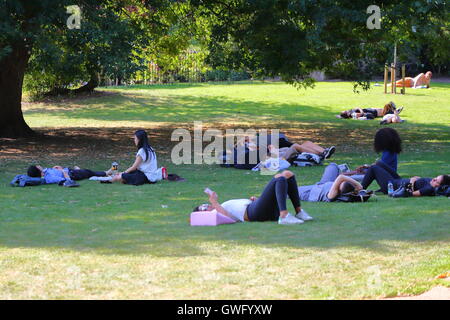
[111,162,119,175]
[387,181,394,196]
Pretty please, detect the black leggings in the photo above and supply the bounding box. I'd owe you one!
[247,176,301,221]
[68,168,106,181]
[361,164,406,194]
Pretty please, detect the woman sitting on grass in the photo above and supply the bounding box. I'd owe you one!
[194,170,313,225]
[342,127,403,182]
[110,129,166,185]
[374,127,402,173]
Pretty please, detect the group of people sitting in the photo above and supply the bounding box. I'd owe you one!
[337,101,404,124]
[194,127,449,225]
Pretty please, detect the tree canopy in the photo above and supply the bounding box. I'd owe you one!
[0,0,448,137]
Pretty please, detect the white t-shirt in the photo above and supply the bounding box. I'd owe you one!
[137,148,159,182]
[220,199,252,222]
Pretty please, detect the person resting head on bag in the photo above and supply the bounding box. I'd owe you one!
[391,174,450,198]
[360,163,450,198]
[297,163,373,203]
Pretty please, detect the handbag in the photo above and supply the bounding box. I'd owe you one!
[391,182,413,198]
[336,190,372,202]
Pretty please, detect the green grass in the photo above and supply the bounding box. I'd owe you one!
[1,81,449,299]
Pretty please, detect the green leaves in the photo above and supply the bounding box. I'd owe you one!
[192,0,449,90]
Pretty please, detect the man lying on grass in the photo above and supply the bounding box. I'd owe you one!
[194,170,314,225]
[27,164,111,187]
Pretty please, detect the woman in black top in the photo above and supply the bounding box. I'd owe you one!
[361,164,450,196]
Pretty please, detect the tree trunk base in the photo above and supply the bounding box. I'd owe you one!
[44,79,98,97]
[0,122,36,138]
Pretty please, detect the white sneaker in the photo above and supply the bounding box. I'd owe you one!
[278,213,304,225]
[295,209,314,221]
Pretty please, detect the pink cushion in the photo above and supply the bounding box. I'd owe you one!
[190,211,236,226]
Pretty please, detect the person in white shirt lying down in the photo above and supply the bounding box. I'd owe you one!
[193,170,313,225]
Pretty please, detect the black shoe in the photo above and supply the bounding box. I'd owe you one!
[397,106,404,114]
[380,120,388,125]
[323,146,336,159]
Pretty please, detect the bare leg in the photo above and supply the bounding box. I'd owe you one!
[388,110,401,123]
[298,141,325,154]
[288,143,318,155]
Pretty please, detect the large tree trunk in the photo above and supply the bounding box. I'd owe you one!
[0,42,34,138]
[44,72,99,97]
[73,74,99,93]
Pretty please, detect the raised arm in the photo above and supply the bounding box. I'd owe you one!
[208,192,234,219]
[327,175,363,200]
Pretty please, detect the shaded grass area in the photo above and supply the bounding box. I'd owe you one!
[1,81,449,299]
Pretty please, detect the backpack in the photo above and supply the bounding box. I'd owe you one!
[10,174,47,187]
[292,152,322,166]
[233,145,261,170]
[336,190,372,202]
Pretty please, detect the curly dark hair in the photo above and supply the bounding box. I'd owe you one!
[374,128,402,154]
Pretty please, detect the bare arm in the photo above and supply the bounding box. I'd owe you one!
[413,73,424,88]
[409,176,420,190]
[123,155,143,174]
[208,192,234,219]
[327,175,363,200]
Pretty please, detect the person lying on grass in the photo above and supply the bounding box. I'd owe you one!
[27,164,110,186]
[233,134,335,161]
[338,101,403,121]
[269,133,336,162]
[390,71,432,88]
[297,163,366,202]
[379,108,404,124]
[109,129,167,185]
[194,170,313,225]
[361,164,450,197]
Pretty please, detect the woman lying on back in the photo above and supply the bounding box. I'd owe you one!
[194,170,313,225]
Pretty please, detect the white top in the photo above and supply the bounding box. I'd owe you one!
[219,199,252,222]
[137,148,160,182]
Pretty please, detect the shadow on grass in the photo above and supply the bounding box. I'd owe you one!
[17,87,450,159]
[1,82,449,257]
[0,160,449,257]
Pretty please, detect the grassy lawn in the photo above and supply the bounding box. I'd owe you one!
[0,81,449,299]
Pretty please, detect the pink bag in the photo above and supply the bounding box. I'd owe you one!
[190,211,236,226]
